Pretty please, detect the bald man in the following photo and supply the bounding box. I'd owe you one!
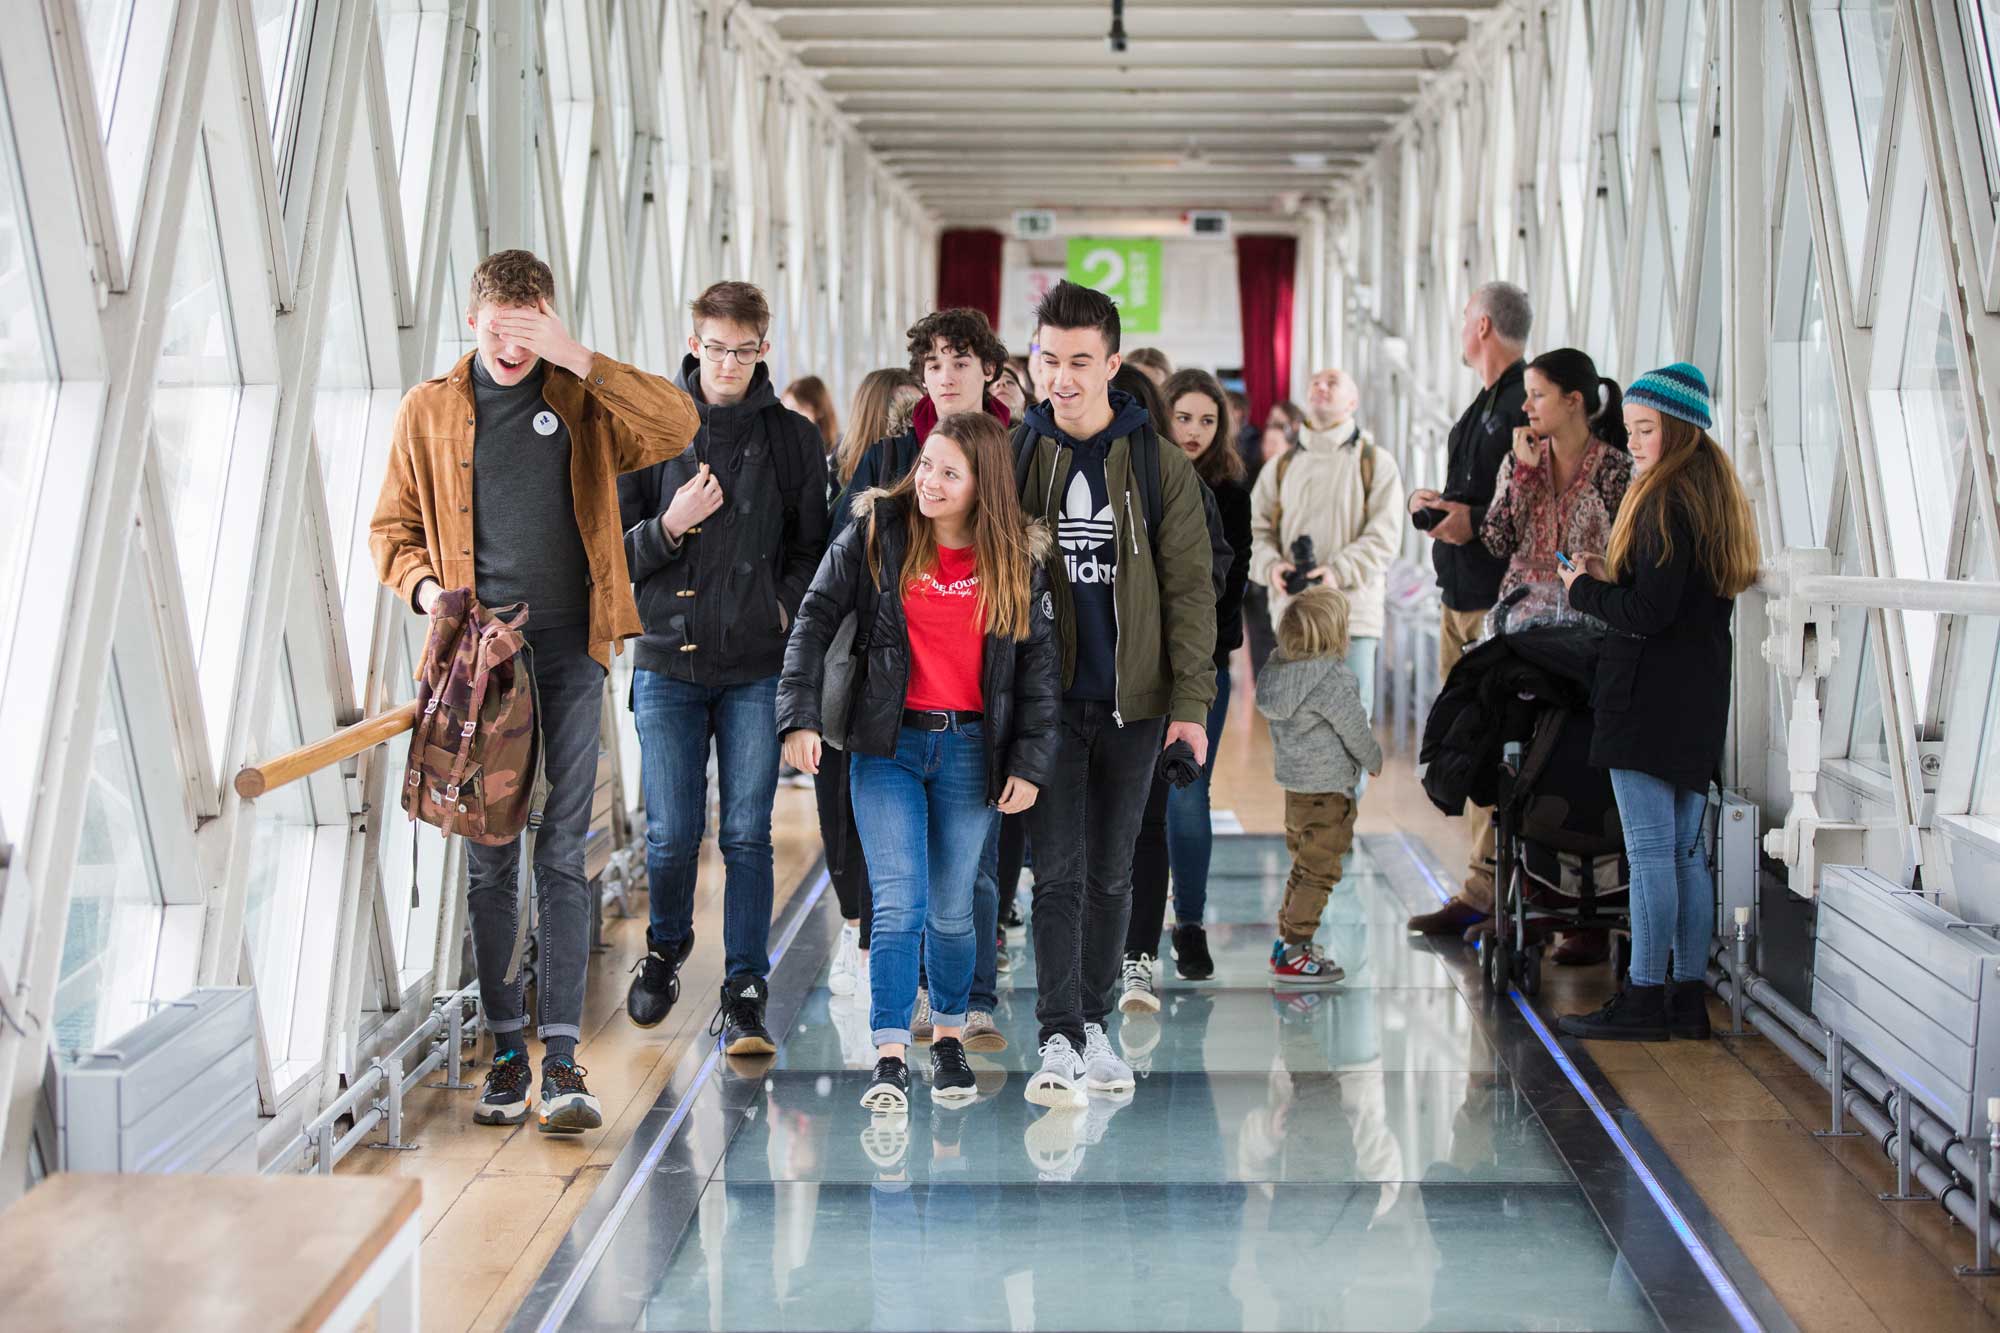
[1247,368,1404,726]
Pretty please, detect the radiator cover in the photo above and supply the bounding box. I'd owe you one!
[1812,864,2000,1139]
[55,986,260,1174]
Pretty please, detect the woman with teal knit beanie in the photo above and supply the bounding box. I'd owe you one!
[1553,364,1761,1041]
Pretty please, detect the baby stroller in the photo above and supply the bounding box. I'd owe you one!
[1420,587,1630,996]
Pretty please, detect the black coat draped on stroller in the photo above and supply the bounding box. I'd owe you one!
[1419,617,1629,995]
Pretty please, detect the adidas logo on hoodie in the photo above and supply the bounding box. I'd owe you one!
[1059,472,1117,586]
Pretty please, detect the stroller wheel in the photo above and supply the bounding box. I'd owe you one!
[1520,946,1544,998]
[1488,934,1514,993]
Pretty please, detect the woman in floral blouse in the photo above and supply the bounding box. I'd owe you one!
[1482,347,1633,624]
[1480,346,1631,966]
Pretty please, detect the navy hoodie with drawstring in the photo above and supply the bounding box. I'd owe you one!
[1022,390,1155,703]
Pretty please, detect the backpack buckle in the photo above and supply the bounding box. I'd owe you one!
[460,720,477,737]
[443,784,460,801]
[424,698,440,715]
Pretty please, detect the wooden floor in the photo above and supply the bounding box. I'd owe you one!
[342,663,2000,1333]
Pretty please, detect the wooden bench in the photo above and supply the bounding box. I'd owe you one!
[0,1173,420,1331]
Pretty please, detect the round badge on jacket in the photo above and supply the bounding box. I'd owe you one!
[1040,591,1054,621]
[533,409,560,436]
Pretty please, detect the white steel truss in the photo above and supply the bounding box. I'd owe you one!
[1315,0,2000,912]
[0,0,928,1191]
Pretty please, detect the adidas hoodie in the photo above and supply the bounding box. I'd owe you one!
[1024,392,1155,702]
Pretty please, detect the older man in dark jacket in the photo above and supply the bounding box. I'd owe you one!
[618,281,828,1053]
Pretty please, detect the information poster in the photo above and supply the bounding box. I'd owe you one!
[1066,237,1163,334]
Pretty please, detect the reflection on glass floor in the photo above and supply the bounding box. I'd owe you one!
[541,837,1704,1332]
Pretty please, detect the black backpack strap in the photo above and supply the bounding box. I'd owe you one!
[1012,422,1040,506]
[1133,425,1164,560]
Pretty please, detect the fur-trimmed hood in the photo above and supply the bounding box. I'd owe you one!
[847,485,1054,562]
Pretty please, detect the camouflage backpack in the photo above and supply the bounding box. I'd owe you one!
[402,588,539,845]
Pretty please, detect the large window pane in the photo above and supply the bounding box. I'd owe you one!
[1809,0,1897,282]
[153,147,242,662]
[376,631,448,981]
[251,0,302,133]
[433,140,482,375]
[242,644,319,1073]
[314,207,373,593]
[53,663,166,1054]
[1769,143,1841,548]
[0,86,57,660]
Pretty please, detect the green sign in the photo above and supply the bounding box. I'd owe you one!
[1067,238,1163,335]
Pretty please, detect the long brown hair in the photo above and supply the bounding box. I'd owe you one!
[866,411,1037,641]
[838,368,921,483]
[783,375,839,453]
[1162,368,1246,486]
[1607,414,1760,597]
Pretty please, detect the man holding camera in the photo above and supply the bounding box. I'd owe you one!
[1248,367,1404,714]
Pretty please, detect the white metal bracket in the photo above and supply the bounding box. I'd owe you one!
[1761,547,1866,895]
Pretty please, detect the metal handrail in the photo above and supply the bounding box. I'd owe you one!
[1754,568,2000,617]
[233,700,419,799]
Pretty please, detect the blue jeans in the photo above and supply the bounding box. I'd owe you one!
[633,670,779,980]
[850,723,996,1046]
[1163,661,1232,925]
[1348,636,1379,800]
[1609,768,1715,987]
[970,816,1002,1013]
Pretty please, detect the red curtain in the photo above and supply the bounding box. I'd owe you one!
[936,229,1005,324]
[1235,234,1297,430]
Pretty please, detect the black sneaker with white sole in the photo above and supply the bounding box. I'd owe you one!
[473,1050,532,1125]
[861,1055,911,1111]
[536,1058,603,1134]
[929,1037,977,1102]
[627,930,695,1028]
[710,975,776,1056]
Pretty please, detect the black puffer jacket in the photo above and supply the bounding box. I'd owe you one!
[619,357,828,687]
[777,490,1060,804]
[1420,622,1601,815]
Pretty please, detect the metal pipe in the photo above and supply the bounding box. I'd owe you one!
[1710,967,2000,1257]
[329,1107,385,1165]
[1713,953,1983,1178]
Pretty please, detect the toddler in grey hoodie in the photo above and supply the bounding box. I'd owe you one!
[1256,587,1383,985]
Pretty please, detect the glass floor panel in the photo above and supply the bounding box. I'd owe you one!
[515,836,1773,1333]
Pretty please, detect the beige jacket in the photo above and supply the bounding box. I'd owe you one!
[1248,420,1405,639]
[368,351,701,671]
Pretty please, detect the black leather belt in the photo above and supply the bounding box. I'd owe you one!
[903,708,983,733]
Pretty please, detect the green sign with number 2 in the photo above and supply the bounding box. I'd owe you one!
[1067,238,1163,335]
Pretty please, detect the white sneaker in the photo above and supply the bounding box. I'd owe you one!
[1024,1107,1086,1181]
[829,922,862,996]
[1119,954,1161,1014]
[1025,1034,1088,1107]
[1082,1023,1135,1094]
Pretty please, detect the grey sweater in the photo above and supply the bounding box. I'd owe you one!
[1255,653,1383,795]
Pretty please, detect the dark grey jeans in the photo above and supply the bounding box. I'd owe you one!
[1022,701,1166,1046]
[464,623,604,1045]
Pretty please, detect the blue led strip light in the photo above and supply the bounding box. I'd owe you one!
[535,867,832,1333]
[1393,833,1762,1333]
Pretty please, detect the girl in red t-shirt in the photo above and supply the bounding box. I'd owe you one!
[779,413,1059,1112]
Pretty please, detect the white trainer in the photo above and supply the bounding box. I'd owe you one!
[828,922,862,996]
[1119,953,1161,1014]
[1025,1033,1088,1107]
[1082,1023,1135,1094]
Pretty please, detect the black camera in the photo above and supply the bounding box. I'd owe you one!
[1412,504,1448,531]
[1283,535,1319,597]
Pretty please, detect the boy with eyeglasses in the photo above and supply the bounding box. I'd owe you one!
[619,282,829,1054]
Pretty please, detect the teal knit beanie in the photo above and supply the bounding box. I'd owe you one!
[1626,362,1713,431]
